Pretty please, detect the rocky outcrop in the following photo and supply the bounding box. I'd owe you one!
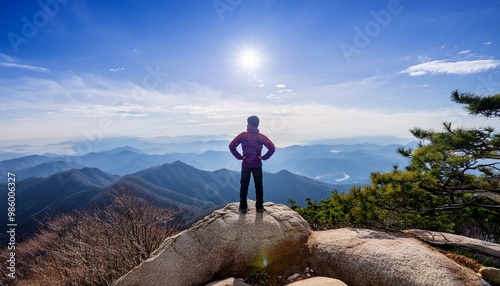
[404,229,500,266]
[287,277,347,286]
[307,228,485,286]
[115,202,490,286]
[206,277,347,286]
[114,202,311,286]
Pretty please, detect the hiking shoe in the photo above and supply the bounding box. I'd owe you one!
[239,207,247,213]
[257,208,264,212]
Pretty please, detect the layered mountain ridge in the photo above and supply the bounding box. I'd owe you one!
[0,160,335,244]
[0,140,412,244]
[0,140,414,184]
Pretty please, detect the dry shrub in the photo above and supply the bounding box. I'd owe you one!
[1,189,185,285]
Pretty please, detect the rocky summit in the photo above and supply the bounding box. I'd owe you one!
[115,202,494,286]
[114,202,311,286]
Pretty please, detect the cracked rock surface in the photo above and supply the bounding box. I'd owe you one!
[308,228,487,286]
[114,202,311,286]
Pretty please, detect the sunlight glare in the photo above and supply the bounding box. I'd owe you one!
[239,49,262,71]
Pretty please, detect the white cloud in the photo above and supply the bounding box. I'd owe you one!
[401,59,500,76]
[0,72,492,146]
[109,67,126,72]
[0,62,50,73]
[62,105,149,118]
[483,42,492,45]
[458,50,471,54]
[418,55,433,62]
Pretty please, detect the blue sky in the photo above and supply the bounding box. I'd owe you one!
[1,0,500,149]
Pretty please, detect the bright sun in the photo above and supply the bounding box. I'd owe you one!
[238,49,262,71]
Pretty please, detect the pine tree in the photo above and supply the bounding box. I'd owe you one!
[381,90,500,238]
[291,91,499,241]
[451,90,500,118]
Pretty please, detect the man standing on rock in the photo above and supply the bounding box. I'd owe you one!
[229,115,275,213]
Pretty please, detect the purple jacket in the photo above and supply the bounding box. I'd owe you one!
[229,125,276,168]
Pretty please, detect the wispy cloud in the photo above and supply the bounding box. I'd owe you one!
[0,72,491,146]
[0,53,16,62]
[400,59,500,76]
[62,105,149,118]
[109,67,125,72]
[0,62,50,73]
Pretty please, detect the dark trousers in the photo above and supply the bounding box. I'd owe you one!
[240,167,263,209]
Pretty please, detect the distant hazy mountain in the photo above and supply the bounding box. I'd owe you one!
[0,135,412,156]
[304,136,413,145]
[0,147,174,181]
[77,147,169,175]
[0,161,335,244]
[0,154,58,174]
[262,143,411,184]
[0,168,119,242]
[127,160,339,205]
[65,136,233,154]
[16,161,85,179]
[129,161,236,207]
[0,136,419,245]
[0,152,26,161]
[181,142,415,184]
[1,141,415,184]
